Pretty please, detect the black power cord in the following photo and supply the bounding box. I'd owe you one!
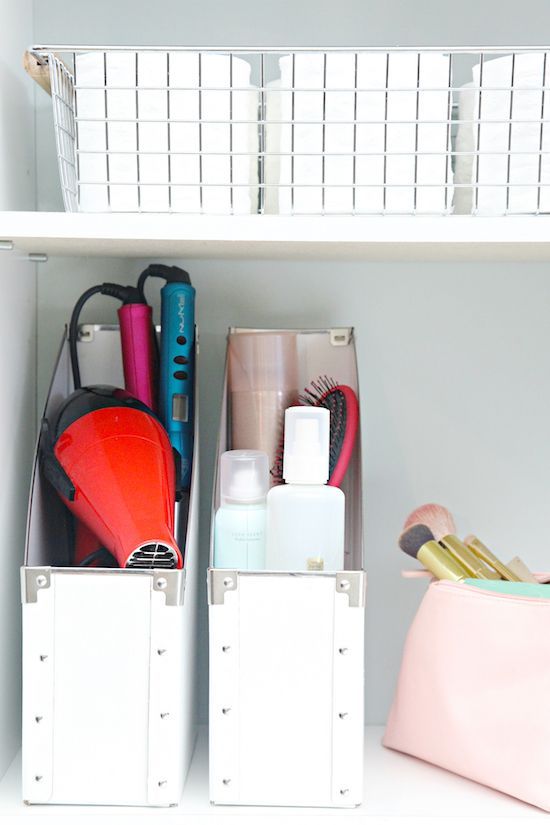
[68,282,144,389]
[78,547,118,568]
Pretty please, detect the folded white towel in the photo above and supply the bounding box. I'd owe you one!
[454,52,550,214]
[264,51,453,215]
[74,51,258,213]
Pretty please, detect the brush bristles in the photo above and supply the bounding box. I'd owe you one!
[403,503,456,542]
[398,524,435,559]
[300,376,346,477]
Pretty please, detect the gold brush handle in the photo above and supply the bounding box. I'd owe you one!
[418,541,469,582]
[464,535,521,582]
[440,535,501,580]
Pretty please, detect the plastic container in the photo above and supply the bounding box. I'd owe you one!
[214,450,269,569]
[265,406,345,571]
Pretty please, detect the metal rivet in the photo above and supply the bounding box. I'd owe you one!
[339,712,348,719]
[223,577,234,589]
[36,575,47,588]
[222,778,231,785]
[160,712,170,719]
[339,647,349,655]
[338,579,351,592]
[34,776,43,783]
[35,716,43,724]
[158,780,167,787]
[156,578,167,590]
[222,645,230,652]
[340,787,350,796]
[157,649,167,656]
[39,655,48,662]
[222,707,231,715]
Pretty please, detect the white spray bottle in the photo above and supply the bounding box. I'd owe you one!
[266,406,345,571]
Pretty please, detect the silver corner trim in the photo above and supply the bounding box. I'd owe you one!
[22,568,52,604]
[208,569,238,605]
[153,569,186,607]
[330,328,353,347]
[336,571,367,607]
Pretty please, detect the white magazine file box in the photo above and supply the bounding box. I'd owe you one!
[208,327,366,808]
[22,325,199,806]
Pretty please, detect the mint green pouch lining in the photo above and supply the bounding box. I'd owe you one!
[464,579,550,599]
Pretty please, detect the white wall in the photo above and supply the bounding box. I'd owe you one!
[0,0,35,778]
[31,0,550,726]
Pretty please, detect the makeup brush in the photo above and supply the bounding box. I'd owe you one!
[505,556,539,584]
[403,502,456,540]
[398,523,468,582]
[404,503,500,580]
[463,534,521,582]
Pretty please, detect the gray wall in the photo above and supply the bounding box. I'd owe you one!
[0,0,36,777]
[33,0,550,725]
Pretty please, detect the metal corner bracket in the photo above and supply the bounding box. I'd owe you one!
[335,571,366,607]
[152,569,186,607]
[208,569,238,605]
[21,567,51,604]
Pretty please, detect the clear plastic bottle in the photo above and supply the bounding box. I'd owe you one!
[266,407,345,571]
[214,450,269,569]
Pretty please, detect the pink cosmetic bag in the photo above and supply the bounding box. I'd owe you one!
[384,578,550,811]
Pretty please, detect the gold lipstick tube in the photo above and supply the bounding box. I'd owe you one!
[439,535,501,580]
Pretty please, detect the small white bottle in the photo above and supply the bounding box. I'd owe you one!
[266,407,345,571]
[214,450,269,570]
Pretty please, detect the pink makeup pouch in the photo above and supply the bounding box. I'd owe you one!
[383,577,550,811]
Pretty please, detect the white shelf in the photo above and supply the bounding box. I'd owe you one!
[0,726,545,823]
[2,212,550,260]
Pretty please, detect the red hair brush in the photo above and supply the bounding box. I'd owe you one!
[271,377,359,487]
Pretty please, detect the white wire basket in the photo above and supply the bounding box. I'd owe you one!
[30,45,550,216]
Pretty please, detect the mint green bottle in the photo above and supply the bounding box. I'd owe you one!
[214,450,269,570]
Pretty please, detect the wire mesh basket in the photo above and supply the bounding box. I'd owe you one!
[31,45,550,216]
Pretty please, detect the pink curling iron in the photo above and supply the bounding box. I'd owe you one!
[69,282,157,410]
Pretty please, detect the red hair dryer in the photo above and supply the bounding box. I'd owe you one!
[68,282,158,565]
[41,386,182,569]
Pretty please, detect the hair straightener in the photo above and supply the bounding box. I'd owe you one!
[138,264,196,490]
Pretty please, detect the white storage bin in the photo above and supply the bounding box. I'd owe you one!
[21,325,199,806]
[30,44,550,217]
[208,327,366,808]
